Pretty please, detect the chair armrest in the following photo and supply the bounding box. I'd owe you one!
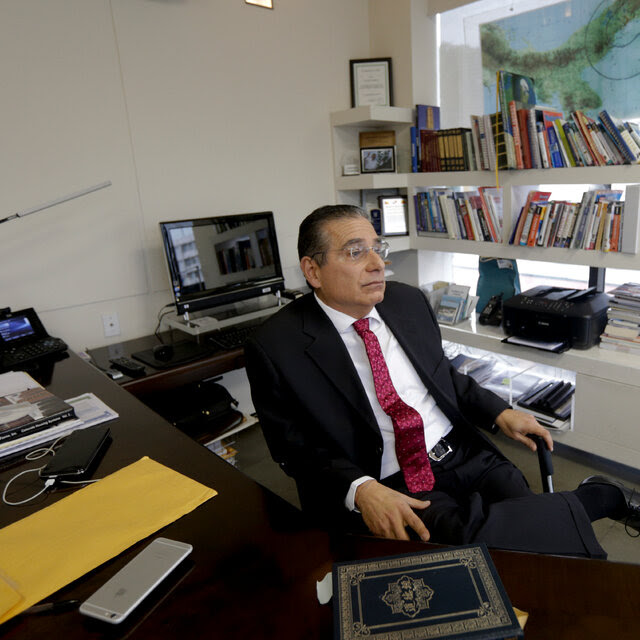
[529,434,554,493]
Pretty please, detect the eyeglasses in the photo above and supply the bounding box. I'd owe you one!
[312,240,390,262]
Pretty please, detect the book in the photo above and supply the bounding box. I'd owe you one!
[599,338,640,355]
[553,119,576,167]
[497,71,536,170]
[416,105,440,170]
[516,108,532,168]
[419,129,440,172]
[437,128,471,171]
[571,111,605,165]
[416,104,440,131]
[359,130,396,148]
[332,544,524,640]
[0,391,116,460]
[608,281,640,304]
[0,371,77,444]
[483,113,497,171]
[532,106,563,167]
[603,321,640,340]
[621,184,640,254]
[527,108,542,168]
[509,190,551,245]
[545,124,564,168]
[479,187,503,238]
[489,112,509,170]
[410,126,419,173]
[469,115,485,169]
[437,294,465,325]
[420,280,450,309]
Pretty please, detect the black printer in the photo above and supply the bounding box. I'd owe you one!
[502,286,609,350]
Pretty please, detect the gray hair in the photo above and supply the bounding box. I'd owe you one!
[297,204,369,266]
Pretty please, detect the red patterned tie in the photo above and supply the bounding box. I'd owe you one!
[353,318,434,492]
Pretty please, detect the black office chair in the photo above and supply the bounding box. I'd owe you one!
[530,434,554,493]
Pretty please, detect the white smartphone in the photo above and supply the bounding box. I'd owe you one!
[79,538,192,624]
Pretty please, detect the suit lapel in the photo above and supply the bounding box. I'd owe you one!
[301,297,380,435]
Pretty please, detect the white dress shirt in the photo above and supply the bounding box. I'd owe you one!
[314,294,452,510]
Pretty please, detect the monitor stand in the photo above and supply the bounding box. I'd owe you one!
[165,292,285,340]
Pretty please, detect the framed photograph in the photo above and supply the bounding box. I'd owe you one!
[378,195,408,236]
[360,146,396,174]
[350,58,393,107]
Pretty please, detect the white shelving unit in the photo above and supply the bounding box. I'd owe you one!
[330,106,640,470]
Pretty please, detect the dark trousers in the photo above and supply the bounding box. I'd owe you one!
[381,428,606,558]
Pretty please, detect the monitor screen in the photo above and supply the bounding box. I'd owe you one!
[160,211,284,315]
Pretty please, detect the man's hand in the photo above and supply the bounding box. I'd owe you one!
[495,408,554,453]
[355,479,431,542]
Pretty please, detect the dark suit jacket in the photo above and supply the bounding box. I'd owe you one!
[244,281,510,528]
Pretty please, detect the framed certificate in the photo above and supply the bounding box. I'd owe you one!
[378,195,408,236]
[350,58,393,107]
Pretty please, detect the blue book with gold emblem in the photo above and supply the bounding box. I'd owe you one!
[332,543,523,639]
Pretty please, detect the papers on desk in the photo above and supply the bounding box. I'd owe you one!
[0,391,118,459]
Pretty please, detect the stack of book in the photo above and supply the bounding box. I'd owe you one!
[417,127,476,172]
[415,187,502,241]
[599,283,640,354]
[0,371,78,447]
[434,284,479,325]
[0,371,118,459]
[508,185,639,254]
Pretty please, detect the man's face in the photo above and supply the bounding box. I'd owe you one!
[301,216,386,319]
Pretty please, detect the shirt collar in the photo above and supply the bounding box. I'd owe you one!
[314,292,382,335]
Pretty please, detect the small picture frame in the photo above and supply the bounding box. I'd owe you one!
[350,58,393,108]
[360,146,396,174]
[378,195,408,236]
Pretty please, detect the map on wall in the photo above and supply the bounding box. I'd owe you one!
[480,0,640,120]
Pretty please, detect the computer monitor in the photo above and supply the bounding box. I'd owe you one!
[160,211,284,316]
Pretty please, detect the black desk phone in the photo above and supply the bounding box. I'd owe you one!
[478,293,503,326]
[0,307,68,371]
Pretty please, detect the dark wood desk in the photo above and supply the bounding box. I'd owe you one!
[88,334,250,443]
[87,333,245,403]
[1,353,639,639]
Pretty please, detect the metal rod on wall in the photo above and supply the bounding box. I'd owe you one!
[0,180,112,225]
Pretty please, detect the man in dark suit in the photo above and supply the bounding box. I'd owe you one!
[245,205,639,557]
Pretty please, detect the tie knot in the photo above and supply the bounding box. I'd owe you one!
[353,317,370,337]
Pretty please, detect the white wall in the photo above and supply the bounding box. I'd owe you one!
[1,0,370,350]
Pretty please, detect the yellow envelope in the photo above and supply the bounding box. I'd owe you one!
[0,456,216,623]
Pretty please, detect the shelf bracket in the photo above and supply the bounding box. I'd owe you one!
[588,266,605,293]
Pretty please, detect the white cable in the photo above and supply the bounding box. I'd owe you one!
[59,478,102,485]
[3,436,103,505]
[2,467,55,506]
[24,436,66,461]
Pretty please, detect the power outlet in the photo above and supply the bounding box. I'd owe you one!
[101,312,121,338]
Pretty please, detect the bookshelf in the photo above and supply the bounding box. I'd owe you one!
[330,106,640,469]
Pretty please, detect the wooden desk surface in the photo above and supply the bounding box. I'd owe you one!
[87,333,245,401]
[1,354,639,639]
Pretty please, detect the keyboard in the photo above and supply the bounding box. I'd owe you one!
[1,337,68,368]
[207,319,263,351]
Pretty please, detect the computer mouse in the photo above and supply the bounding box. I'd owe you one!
[152,344,174,362]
